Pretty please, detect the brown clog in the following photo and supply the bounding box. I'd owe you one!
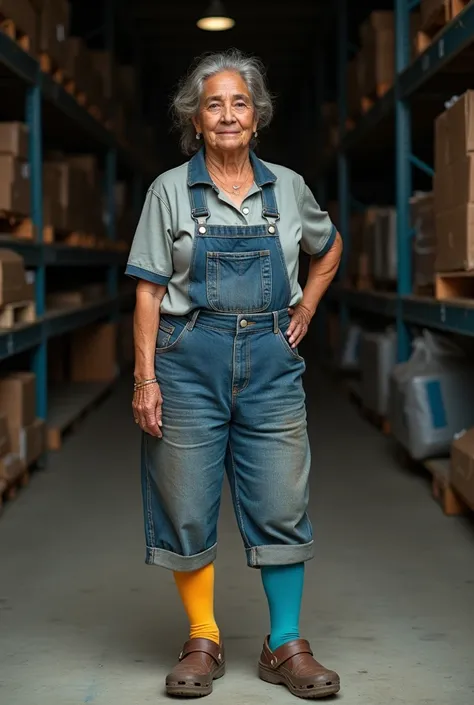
[165,637,225,698]
[259,637,340,699]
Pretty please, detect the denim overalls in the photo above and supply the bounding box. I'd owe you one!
[142,161,314,571]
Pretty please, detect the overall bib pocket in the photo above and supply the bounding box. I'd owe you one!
[206,250,272,313]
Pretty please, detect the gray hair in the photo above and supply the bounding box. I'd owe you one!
[172,49,274,155]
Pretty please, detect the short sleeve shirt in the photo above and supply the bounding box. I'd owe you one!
[126,150,336,316]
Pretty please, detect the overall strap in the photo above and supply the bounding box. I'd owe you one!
[261,183,280,223]
[189,185,210,223]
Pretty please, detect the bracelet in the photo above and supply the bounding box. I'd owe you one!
[134,378,157,391]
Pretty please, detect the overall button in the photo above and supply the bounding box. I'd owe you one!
[240,319,248,328]
[198,226,207,234]
[242,206,249,215]
[268,225,276,234]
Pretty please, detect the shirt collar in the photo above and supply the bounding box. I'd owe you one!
[187,147,277,188]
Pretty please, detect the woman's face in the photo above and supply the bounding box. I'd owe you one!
[193,71,258,152]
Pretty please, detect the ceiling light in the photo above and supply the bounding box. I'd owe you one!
[197,0,235,31]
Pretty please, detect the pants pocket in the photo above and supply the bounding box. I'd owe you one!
[277,328,305,363]
[155,319,189,354]
[206,250,272,312]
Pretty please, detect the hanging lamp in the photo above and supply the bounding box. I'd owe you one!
[197,0,235,31]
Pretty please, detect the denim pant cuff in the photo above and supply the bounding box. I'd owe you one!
[145,543,217,571]
[246,541,314,568]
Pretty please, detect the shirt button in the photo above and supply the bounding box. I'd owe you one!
[240,319,248,328]
[242,207,249,215]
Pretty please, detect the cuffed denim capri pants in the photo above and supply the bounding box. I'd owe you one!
[141,179,314,571]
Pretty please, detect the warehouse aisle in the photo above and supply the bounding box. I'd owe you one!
[0,363,474,705]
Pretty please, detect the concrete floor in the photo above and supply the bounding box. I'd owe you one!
[1,363,474,705]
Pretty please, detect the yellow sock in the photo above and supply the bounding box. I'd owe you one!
[173,563,220,644]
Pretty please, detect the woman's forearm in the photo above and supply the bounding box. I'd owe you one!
[301,232,343,315]
[133,281,166,381]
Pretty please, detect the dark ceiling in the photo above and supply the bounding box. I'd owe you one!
[70,0,394,175]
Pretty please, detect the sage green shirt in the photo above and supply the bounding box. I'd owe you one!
[126,152,336,316]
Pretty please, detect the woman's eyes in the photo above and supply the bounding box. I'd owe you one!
[207,101,249,110]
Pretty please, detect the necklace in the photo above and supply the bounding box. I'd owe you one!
[207,161,253,195]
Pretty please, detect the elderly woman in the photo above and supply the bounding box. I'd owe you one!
[126,50,342,699]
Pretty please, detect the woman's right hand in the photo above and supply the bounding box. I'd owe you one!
[132,382,163,438]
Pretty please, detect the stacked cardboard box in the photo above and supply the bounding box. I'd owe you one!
[0,0,38,54]
[451,428,474,511]
[411,192,436,291]
[70,322,118,382]
[35,0,69,68]
[66,155,104,236]
[0,373,45,482]
[64,37,103,108]
[0,123,30,215]
[358,12,395,98]
[0,249,32,304]
[434,91,474,271]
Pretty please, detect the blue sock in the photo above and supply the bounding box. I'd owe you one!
[261,563,305,652]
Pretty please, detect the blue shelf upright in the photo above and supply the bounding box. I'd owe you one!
[26,82,47,419]
[395,0,414,362]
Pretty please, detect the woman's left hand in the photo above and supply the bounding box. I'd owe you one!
[287,303,314,348]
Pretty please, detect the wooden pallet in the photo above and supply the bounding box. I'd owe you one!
[0,300,35,328]
[416,0,470,54]
[424,458,469,516]
[0,14,31,53]
[0,469,29,514]
[362,407,391,435]
[7,215,98,248]
[435,269,474,301]
[360,83,392,114]
[47,381,114,451]
[396,445,469,516]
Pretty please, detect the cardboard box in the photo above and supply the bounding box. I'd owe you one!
[451,156,474,208]
[90,50,114,98]
[435,110,450,169]
[436,203,474,271]
[37,0,69,67]
[451,428,474,511]
[0,414,10,458]
[0,453,24,483]
[433,165,453,214]
[0,123,29,160]
[71,322,118,382]
[47,290,83,309]
[0,373,36,434]
[434,156,474,214]
[420,0,450,31]
[360,10,394,43]
[0,0,37,54]
[11,418,45,466]
[43,162,63,228]
[411,192,435,289]
[0,249,27,305]
[0,156,30,215]
[447,91,474,164]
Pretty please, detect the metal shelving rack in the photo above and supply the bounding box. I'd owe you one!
[327,0,474,358]
[0,10,151,421]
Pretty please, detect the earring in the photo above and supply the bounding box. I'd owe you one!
[254,131,258,138]
[196,132,201,140]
